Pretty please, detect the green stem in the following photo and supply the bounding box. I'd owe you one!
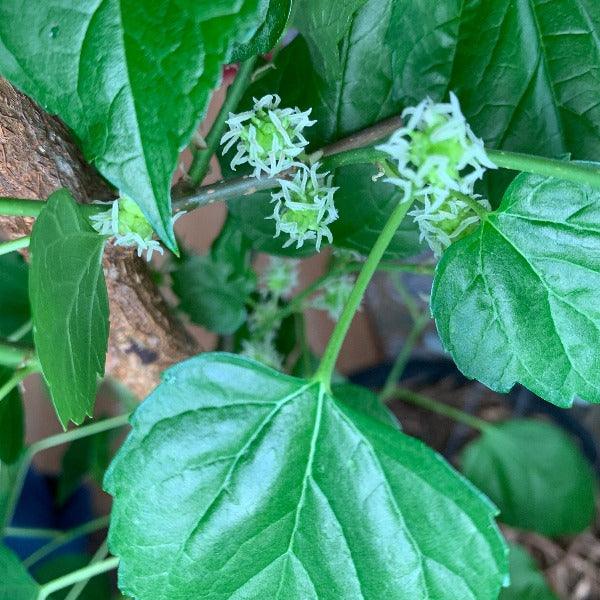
[0,339,36,369]
[0,198,45,217]
[23,516,110,568]
[487,148,600,188]
[320,146,390,171]
[0,236,30,256]
[394,388,492,432]
[37,557,119,600]
[30,413,130,454]
[314,197,415,388]
[4,526,63,539]
[0,364,39,405]
[392,275,421,321]
[7,320,33,343]
[64,540,109,600]
[188,57,258,186]
[380,313,430,401]
[264,261,433,332]
[2,414,129,532]
[455,191,488,219]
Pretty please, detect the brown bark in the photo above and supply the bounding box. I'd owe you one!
[0,79,198,398]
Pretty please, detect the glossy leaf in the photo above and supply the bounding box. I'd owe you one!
[0,252,30,339]
[432,170,600,407]
[461,419,596,536]
[293,0,366,79]
[0,543,39,599]
[232,0,292,61]
[106,353,507,599]
[173,220,256,334]
[388,0,600,199]
[29,190,109,427]
[0,368,25,465]
[330,164,422,259]
[499,544,558,600]
[331,382,400,430]
[270,8,400,147]
[0,0,264,250]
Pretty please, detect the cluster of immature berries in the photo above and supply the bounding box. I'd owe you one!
[90,92,496,260]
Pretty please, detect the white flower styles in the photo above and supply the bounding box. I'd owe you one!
[221,94,315,178]
[311,274,356,321]
[260,256,299,299]
[409,189,491,257]
[89,197,165,261]
[377,92,496,199]
[269,163,339,251]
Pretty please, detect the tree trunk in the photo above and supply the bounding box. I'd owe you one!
[0,79,199,398]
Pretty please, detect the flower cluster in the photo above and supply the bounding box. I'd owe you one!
[409,192,491,257]
[221,94,339,252]
[240,336,282,370]
[377,92,494,256]
[260,256,299,299]
[89,197,165,261]
[377,92,495,198]
[270,163,339,251]
[311,274,356,321]
[221,94,315,178]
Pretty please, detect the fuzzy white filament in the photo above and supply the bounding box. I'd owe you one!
[269,162,339,251]
[221,94,315,178]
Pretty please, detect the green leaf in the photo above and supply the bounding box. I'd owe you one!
[29,190,109,427]
[432,170,600,407]
[232,0,292,61]
[461,419,596,537]
[57,428,112,505]
[330,164,422,259]
[332,382,400,430]
[268,7,400,147]
[499,544,558,600]
[105,353,507,599]
[0,543,40,600]
[388,0,600,198]
[293,0,366,79]
[33,553,112,600]
[172,219,256,334]
[0,252,30,339]
[0,0,264,250]
[0,368,25,465]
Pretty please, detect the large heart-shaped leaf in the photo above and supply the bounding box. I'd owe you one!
[388,0,600,199]
[0,0,264,250]
[105,353,507,599]
[30,190,109,427]
[0,543,40,599]
[461,420,596,536]
[432,170,600,407]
